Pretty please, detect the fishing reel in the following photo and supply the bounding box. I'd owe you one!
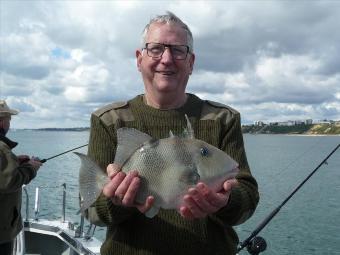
[237,236,267,255]
[245,236,267,255]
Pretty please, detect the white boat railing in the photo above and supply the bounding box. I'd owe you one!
[31,183,67,223]
[16,184,102,255]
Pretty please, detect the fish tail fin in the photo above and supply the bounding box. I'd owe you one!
[74,152,108,214]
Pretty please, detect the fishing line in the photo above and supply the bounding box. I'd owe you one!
[39,143,88,163]
[237,143,340,254]
[255,136,327,194]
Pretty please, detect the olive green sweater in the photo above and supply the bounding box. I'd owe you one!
[88,94,259,255]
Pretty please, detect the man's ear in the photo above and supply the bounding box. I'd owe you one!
[189,53,195,75]
[136,49,143,72]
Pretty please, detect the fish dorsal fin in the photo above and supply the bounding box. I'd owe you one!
[169,130,175,137]
[115,127,153,165]
[183,114,194,139]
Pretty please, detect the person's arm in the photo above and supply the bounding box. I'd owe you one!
[0,146,40,193]
[212,112,259,225]
[87,113,137,226]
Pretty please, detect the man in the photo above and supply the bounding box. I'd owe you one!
[0,100,42,255]
[87,12,259,254]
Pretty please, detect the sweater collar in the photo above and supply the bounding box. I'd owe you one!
[131,93,203,119]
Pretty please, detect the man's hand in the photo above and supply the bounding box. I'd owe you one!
[179,179,238,219]
[18,155,42,171]
[17,155,30,164]
[103,163,154,214]
[28,157,43,171]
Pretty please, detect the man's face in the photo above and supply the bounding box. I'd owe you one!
[136,23,195,97]
[0,116,11,134]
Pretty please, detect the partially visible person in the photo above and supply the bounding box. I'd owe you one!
[87,12,259,255]
[0,100,42,255]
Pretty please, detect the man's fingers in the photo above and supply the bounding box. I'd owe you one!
[223,179,238,191]
[179,206,195,220]
[122,176,140,205]
[115,171,139,202]
[187,187,218,212]
[183,194,207,218]
[196,183,227,208]
[137,196,154,214]
[180,180,238,219]
[107,163,122,179]
[102,171,126,197]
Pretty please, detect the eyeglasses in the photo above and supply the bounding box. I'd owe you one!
[144,42,190,60]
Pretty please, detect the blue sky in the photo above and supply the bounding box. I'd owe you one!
[1,1,340,129]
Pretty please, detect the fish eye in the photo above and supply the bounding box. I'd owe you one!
[200,147,209,157]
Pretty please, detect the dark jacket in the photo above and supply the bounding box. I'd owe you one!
[0,134,37,243]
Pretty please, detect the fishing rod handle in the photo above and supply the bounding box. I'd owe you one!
[238,206,281,252]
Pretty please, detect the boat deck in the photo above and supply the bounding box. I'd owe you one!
[22,219,101,255]
[15,184,103,255]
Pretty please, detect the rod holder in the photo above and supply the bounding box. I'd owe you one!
[62,183,66,222]
[34,187,40,221]
[23,185,29,221]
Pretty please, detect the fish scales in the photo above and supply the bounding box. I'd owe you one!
[123,137,194,208]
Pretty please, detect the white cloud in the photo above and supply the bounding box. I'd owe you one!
[1,1,339,128]
[64,86,87,102]
[71,49,87,62]
[255,55,321,84]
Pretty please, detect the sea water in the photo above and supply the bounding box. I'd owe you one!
[237,134,340,255]
[9,130,340,254]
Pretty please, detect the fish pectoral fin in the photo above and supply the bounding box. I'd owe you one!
[179,169,200,185]
[144,206,160,218]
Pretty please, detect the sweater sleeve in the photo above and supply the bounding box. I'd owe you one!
[211,113,259,226]
[0,144,37,193]
[87,113,137,226]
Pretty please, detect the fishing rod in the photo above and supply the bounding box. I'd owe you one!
[38,144,88,163]
[237,143,340,255]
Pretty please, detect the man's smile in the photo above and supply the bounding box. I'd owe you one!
[155,70,176,76]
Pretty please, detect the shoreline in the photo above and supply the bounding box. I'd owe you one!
[11,129,340,136]
[244,133,340,136]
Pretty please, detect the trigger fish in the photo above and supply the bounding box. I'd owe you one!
[76,115,239,218]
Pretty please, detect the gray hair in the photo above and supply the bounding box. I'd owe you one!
[141,11,194,52]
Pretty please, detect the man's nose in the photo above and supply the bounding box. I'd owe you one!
[161,47,174,62]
